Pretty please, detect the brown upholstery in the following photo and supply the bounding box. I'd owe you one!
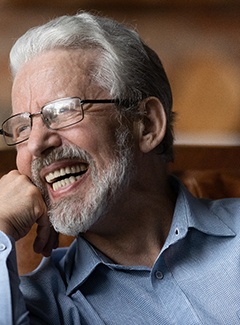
[177,170,240,199]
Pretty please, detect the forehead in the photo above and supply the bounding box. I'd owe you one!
[11,49,99,113]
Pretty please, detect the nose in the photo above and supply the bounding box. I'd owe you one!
[27,114,62,157]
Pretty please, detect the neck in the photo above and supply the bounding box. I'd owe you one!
[82,175,176,268]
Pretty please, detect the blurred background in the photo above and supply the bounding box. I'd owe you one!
[0,0,240,149]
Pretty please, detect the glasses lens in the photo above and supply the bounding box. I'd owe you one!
[2,113,31,145]
[42,97,84,130]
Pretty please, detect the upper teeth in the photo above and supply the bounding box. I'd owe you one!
[45,164,87,184]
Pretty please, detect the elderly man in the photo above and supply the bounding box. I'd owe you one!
[0,12,239,324]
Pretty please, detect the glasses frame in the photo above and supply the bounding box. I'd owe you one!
[0,97,119,146]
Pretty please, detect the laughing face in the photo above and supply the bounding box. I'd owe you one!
[13,49,135,236]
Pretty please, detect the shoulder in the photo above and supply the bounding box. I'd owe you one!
[20,240,76,294]
[19,242,81,323]
[20,248,68,292]
[176,177,240,235]
[208,197,240,230]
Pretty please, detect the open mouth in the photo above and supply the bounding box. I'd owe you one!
[45,163,88,191]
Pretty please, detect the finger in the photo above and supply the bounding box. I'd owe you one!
[33,215,51,253]
[0,171,48,240]
[41,227,59,257]
[34,221,59,256]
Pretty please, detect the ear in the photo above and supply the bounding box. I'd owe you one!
[137,97,167,153]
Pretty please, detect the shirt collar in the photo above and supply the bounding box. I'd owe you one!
[64,236,149,295]
[63,237,103,295]
[166,177,235,243]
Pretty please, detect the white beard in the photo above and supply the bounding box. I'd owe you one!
[31,125,134,236]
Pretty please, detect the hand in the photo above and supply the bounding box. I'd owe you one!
[0,170,58,256]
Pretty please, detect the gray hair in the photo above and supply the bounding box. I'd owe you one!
[10,11,174,161]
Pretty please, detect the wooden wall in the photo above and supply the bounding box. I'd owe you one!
[0,0,240,149]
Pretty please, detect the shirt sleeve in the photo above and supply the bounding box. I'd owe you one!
[0,231,29,324]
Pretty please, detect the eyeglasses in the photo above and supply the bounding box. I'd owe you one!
[0,97,119,146]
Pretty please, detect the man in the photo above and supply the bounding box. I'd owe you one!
[0,12,239,324]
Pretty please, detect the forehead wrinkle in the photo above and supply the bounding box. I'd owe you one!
[12,49,100,113]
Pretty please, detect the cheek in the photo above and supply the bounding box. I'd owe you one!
[16,148,32,176]
[72,120,120,157]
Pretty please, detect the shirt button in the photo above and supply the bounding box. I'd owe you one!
[0,243,6,251]
[155,270,164,280]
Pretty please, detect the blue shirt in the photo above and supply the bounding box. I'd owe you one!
[1,178,240,324]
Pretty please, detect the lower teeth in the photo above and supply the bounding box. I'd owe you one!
[52,175,81,191]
